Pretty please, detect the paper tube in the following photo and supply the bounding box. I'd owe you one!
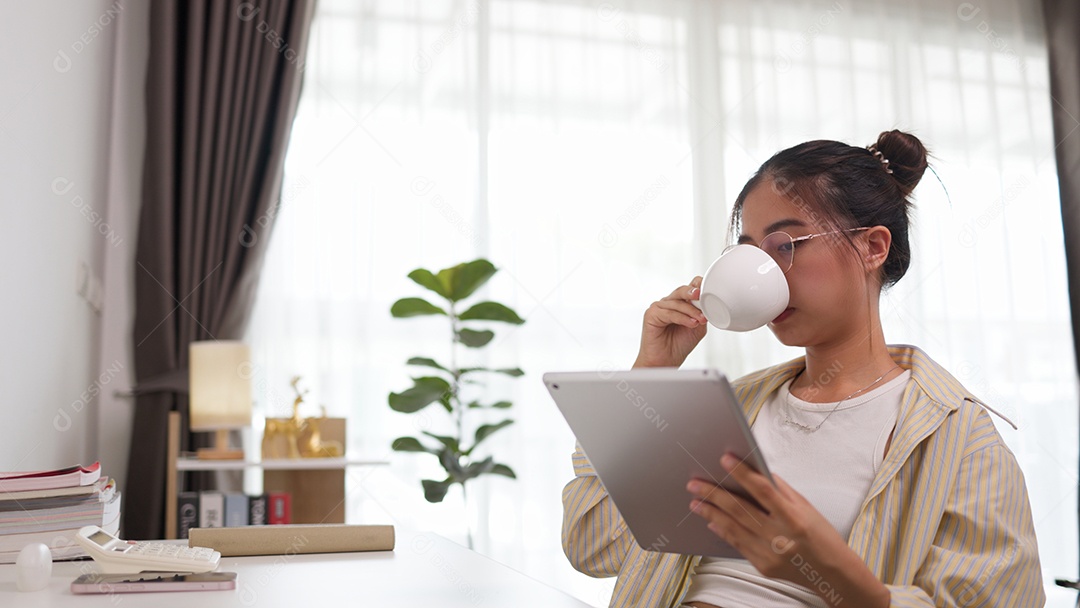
[188,524,395,557]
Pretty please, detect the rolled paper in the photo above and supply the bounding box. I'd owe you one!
[188,524,395,557]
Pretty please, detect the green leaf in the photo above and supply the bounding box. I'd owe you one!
[460,366,524,378]
[390,297,447,318]
[469,419,514,453]
[487,463,517,479]
[437,392,453,413]
[391,436,435,453]
[388,376,451,413]
[422,479,453,503]
[459,456,496,482]
[467,400,512,409]
[438,447,466,480]
[407,357,449,372]
[407,268,451,299]
[438,259,496,302]
[422,431,460,454]
[458,301,525,325]
[456,328,494,348]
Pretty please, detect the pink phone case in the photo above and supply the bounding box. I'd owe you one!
[70,572,237,594]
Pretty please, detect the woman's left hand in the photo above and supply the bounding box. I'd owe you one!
[687,454,847,591]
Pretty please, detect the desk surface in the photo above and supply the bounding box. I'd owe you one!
[0,531,595,607]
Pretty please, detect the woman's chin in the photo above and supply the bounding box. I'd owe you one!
[767,323,808,348]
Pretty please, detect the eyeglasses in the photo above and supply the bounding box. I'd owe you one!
[751,227,871,273]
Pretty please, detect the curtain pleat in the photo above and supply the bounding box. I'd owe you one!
[125,0,316,540]
[1042,0,1080,572]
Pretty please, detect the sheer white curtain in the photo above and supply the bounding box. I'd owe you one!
[248,0,1076,604]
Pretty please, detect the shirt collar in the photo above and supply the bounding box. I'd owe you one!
[733,344,1012,428]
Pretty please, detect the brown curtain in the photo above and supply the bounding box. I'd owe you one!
[126,0,315,540]
[1044,0,1080,570]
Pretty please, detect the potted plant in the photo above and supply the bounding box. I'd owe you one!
[388,259,525,547]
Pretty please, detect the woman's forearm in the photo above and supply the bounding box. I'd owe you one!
[808,543,890,608]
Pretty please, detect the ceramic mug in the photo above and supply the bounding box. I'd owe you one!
[691,244,790,331]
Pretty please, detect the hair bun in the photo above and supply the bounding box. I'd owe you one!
[872,129,928,197]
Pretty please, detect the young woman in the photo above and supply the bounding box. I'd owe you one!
[562,130,1045,607]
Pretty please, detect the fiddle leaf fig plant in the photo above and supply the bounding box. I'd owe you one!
[389,259,525,504]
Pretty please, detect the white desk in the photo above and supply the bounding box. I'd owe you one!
[0,532,595,607]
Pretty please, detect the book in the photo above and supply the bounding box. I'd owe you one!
[268,492,291,525]
[223,493,248,527]
[188,524,395,557]
[0,478,116,512]
[0,490,121,535]
[177,492,199,539]
[0,462,101,493]
[0,497,121,556]
[0,476,110,502]
[248,494,268,526]
[199,491,224,528]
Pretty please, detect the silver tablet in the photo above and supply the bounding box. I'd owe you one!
[544,367,772,558]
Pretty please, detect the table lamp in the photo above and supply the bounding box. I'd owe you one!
[189,340,252,460]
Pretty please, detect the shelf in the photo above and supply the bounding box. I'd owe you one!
[166,413,385,539]
[176,457,390,472]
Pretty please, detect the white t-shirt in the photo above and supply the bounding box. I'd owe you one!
[682,369,912,608]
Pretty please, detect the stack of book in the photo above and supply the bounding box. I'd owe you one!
[0,462,121,563]
[177,491,291,539]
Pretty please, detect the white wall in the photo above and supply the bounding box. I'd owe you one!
[0,0,145,476]
[96,0,148,494]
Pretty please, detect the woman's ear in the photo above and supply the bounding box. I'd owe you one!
[862,226,892,274]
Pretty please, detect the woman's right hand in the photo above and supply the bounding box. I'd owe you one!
[633,276,709,369]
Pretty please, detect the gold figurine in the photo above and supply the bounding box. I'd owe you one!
[261,376,343,459]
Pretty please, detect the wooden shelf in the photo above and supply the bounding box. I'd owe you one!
[165,412,388,539]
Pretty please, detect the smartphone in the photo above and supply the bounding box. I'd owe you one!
[70,571,237,594]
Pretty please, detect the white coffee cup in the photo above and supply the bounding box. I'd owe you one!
[691,245,790,331]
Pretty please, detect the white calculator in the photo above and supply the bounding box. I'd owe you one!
[75,525,221,574]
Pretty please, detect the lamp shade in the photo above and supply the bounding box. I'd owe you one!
[189,341,253,431]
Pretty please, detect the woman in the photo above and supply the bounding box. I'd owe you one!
[561,130,1044,607]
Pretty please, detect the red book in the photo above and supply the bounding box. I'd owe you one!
[0,462,101,493]
[268,492,291,525]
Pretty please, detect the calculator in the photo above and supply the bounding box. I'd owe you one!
[74,525,221,574]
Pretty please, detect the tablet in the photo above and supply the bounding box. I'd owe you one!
[544,367,772,558]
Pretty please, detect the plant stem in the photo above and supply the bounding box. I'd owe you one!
[462,481,474,550]
[449,300,472,549]
[449,301,464,456]
[449,301,458,380]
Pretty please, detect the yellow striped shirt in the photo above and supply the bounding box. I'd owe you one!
[561,345,1045,607]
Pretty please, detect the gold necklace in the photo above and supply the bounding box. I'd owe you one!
[782,366,901,433]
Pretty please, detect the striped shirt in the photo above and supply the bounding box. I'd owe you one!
[561,345,1045,607]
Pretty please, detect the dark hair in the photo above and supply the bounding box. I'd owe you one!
[730,130,929,288]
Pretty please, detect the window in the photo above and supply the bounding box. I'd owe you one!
[249,0,1075,603]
